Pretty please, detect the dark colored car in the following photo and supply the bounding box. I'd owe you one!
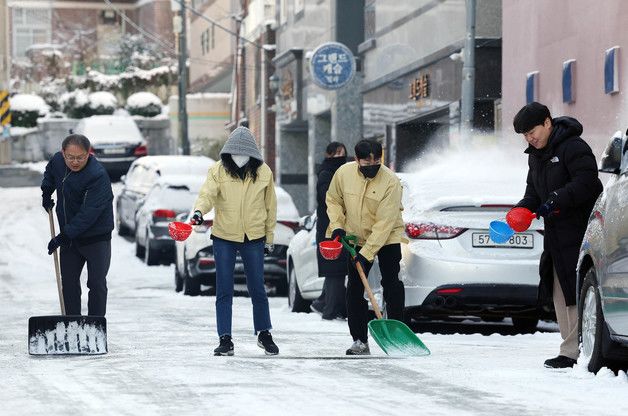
[577,130,628,373]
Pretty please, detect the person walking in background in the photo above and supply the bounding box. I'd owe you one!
[326,139,407,355]
[311,142,348,320]
[192,126,279,356]
[41,134,114,316]
[510,102,603,369]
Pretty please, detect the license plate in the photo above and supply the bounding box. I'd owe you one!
[472,232,534,249]
[102,147,125,155]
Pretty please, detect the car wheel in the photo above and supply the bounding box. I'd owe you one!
[512,317,538,333]
[116,213,131,236]
[174,264,184,292]
[579,268,608,373]
[144,236,159,266]
[288,265,311,313]
[184,274,201,296]
[135,239,145,259]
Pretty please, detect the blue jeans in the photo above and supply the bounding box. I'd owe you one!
[213,238,272,337]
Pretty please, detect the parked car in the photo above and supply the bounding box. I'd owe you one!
[116,155,215,238]
[285,211,383,313]
[74,115,147,179]
[576,130,628,373]
[398,161,547,332]
[174,186,300,296]
[134,175,206,265]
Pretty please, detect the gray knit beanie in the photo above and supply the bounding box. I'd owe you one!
[220,126,263,161]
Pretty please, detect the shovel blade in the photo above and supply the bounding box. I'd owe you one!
[28,315,108,355]
[368,319,430,357]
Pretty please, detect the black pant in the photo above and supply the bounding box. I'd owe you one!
[59,240,111,316]
[322,275,347,319]
[346,243,404,343]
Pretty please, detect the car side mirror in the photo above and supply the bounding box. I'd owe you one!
[599,131,623,174]
[120,174,126,184]
[176,212,188,221]
[303,215,315,231]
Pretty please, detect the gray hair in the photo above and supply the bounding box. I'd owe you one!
[62,134,91,152]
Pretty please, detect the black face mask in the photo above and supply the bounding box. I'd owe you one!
[359,164,380,179]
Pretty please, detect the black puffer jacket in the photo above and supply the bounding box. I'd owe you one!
[517,117,603,306]
[41,152,114,244]
[316,156,348,278]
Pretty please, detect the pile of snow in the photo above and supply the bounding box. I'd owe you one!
[127,92,161,108]
[9,93,49,115]
[88,91,118,110]
[59,89,89,109]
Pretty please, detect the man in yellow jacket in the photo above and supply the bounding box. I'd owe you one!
[326,139,406,355]
[192,126,279,356]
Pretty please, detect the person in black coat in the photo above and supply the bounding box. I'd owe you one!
[311,142,348,320]
[41,134,114,316]
[511,102,603,369]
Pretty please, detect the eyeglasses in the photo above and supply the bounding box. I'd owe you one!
[63,153,88,162]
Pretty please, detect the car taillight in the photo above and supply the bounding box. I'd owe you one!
[194,219,213,233]
[405,222,467,239]
[278,220,299,232]
[134,144,148,156]
[153,209,176,219]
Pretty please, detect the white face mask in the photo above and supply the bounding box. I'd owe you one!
[232,155,250,168]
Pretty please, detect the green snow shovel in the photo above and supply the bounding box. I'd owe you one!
[341,236,430,357]
[27,209,107,355]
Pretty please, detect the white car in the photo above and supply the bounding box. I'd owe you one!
[116,155,215,238]
[134,175,205,266]
[398,163,546,332]
[74,115,147,180]
[174,186,301,296]
[286,211,383,313]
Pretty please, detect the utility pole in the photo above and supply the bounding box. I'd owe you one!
[461,0,476,141]
[175,0,190,155]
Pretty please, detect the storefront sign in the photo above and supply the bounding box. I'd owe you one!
[409,73,430,100]
[310,42,356,90]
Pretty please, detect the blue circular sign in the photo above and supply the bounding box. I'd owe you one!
[310,42,356,90]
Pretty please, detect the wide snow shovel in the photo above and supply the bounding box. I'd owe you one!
[340,236,430,357]
[28,209,107,355]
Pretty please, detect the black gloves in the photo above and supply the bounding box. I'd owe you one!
[190,210,204,225]
[42,195,55,212]
[264,243,274,256]
[331,228,346,240]
[47,233,70,255]
[536,192,559,219]
[353,252,371,272]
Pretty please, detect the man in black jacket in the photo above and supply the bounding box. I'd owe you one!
[311,142,348,320]
[41,134,114,316]
[511,102,603,369]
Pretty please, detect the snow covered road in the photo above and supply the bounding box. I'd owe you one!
[1,185,627,416]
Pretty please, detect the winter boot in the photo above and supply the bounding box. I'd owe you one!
[257,330,279,355]
[214,335,234,356]
[543,355,576,369]
[346,340,370,355]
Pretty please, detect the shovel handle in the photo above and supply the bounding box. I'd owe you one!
[48,209,66,315]
[341,236,383,320]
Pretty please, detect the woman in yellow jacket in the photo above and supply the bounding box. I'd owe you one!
[191,127,279,356]
[326,139,407,355]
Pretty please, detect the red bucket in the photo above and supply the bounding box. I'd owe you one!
[506,207,537,232]
[168,221,193,241]
[318,236,342,260]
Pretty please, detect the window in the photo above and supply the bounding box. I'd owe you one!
[525,71,539,104]
[11,8,51,57]
[200,24,215,55]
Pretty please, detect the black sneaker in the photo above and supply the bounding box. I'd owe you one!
[544,355,576,369]
[214,335,234,356]
[257,330,279,355]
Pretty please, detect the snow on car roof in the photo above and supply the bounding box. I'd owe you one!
[77,115,143,144]
[154,174,206,193]
[398,145,528,216]
[133,155,215,176]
